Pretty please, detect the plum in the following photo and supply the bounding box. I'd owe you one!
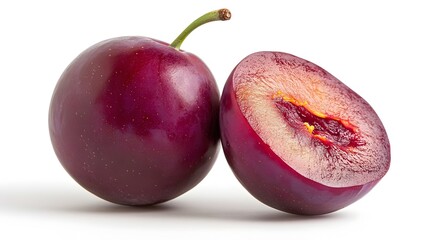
[49,9,231,205]
[220,51,390,215]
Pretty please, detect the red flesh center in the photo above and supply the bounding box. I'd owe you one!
[273,95,365,151]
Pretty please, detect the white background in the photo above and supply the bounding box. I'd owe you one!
[1,0,427,239]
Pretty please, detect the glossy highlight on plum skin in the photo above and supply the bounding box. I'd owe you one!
[220,51,390,215]
[49,37,220,205]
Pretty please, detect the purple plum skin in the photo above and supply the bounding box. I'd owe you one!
[219,69,379,215]
[49,37,220,205]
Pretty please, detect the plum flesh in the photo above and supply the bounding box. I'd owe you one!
[49,37,220,205]
[220,51,390,215]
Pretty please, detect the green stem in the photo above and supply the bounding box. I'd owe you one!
[170,9,231,50]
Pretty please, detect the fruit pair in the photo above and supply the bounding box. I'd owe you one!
[49,9,390,215]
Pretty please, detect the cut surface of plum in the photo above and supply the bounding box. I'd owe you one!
[232,52,390,188]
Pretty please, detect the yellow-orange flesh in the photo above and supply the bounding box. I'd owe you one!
[233,52,390,188]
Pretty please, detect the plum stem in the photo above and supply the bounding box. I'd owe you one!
[170,9,231,50]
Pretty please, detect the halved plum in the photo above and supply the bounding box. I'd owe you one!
[220,51,390,215]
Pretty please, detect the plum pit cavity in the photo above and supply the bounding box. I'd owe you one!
[272,92,366,151]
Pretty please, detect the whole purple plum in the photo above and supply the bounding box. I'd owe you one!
[49,9,231,205]
[220,51,390,215]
